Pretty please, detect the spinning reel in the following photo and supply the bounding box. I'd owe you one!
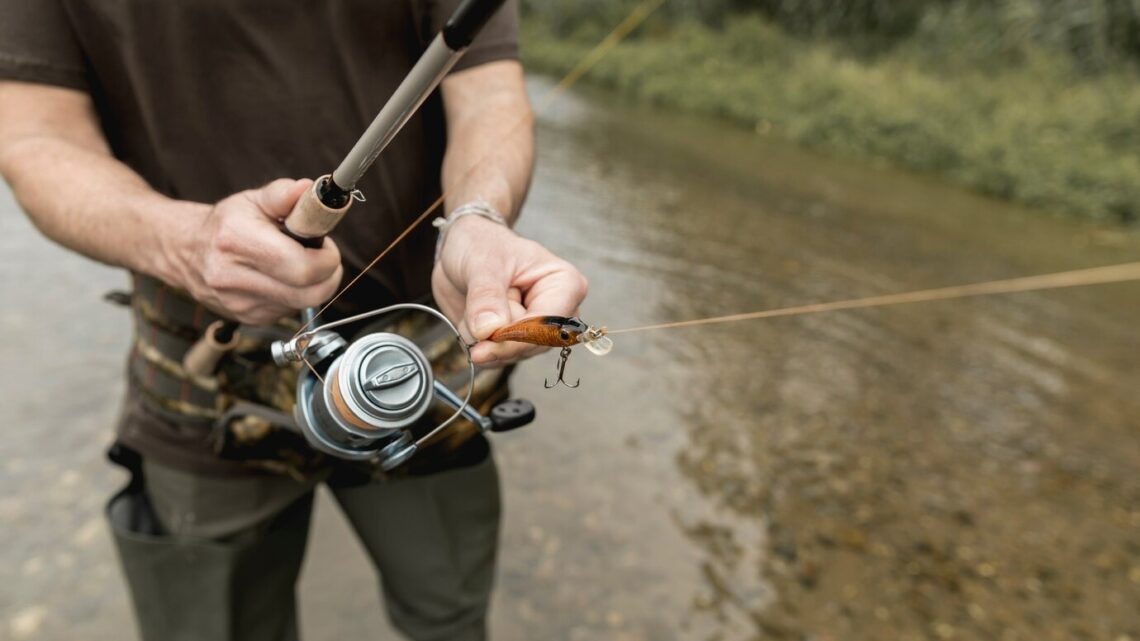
[270,304,535,470]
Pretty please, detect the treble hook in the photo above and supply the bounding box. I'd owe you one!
[545,347,580,389]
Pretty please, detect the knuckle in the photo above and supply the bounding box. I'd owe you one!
[231,305,259,324]
[265,178,293,193]
[322,238,342,263]
[322,268,343,295]
[213,217,244,253]
[234,298,258,318]
[302,258,339,287]
[201,257,230,289]
[292,286,324,309]
[295,262,319,286]
[466,282,501,301]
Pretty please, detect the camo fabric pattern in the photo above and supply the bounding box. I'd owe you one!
[124,274,508,479]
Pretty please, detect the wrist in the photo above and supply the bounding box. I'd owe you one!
[432,200,511,262]
[139,197,210,290]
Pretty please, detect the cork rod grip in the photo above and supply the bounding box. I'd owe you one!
[283,175,353,242]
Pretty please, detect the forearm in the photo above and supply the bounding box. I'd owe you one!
[0,135,202,283]
[0,82,203,286]
[1,83,343,325]
[440,61,534,223]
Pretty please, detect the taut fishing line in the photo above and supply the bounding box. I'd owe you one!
[296,0,1136,346]
[606,262,1140,336]
[296,0,666,338]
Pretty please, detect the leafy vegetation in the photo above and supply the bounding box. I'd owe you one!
[521,1,1140,222]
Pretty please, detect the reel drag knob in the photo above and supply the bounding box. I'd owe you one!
[333,334,433,432]
[295,333,433,462]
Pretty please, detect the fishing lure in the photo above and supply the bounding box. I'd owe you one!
[488,316,613,388]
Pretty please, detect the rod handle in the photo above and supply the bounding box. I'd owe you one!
[443,0,509,50]
[282,175,353,244]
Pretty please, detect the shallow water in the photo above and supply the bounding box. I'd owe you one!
[2,76,1138,640]
[503,77,1140,641]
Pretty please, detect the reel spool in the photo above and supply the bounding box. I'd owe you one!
[272,304,534,470]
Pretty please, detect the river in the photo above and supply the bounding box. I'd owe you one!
[2,76,1138,640]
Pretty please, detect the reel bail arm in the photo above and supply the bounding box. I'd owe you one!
[271,303,535,471]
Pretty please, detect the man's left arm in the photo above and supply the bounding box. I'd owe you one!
[433,60,589,366]
[440,60,532,223]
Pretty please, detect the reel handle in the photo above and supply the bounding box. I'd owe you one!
[488,399,536,432]
[431,380,535,434]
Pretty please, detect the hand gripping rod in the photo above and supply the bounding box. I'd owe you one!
[183,0,509,378]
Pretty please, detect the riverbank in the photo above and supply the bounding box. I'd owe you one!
[521,14,1140,223]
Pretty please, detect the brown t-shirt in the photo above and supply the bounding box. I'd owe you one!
[0,0,518,474]
[1,0,517,303]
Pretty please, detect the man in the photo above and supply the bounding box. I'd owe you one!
[0,1,587,640]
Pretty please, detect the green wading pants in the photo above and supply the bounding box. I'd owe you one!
[105,447,501,641]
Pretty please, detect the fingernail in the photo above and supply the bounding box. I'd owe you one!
[473,312,502,336]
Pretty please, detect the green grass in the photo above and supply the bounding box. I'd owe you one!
[522,15,1140,222]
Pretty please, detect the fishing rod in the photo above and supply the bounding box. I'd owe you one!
[183,0,509,378]
[298,0,667,331]
[172,0,552,470]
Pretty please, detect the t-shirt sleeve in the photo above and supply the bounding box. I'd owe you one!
[429,0,520,73]
[0,0,88,90]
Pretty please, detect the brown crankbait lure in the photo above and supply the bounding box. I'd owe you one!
[488,316,612,388]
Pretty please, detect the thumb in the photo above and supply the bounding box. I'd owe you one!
[255,178,312,220]
[464,272,512,340]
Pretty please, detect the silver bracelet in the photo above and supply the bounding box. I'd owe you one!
[432,200,509,262]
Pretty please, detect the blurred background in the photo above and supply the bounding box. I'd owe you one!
[3,1,1139,640]
[523,0,1140,222]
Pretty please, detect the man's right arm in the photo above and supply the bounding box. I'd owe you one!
[0,81,342,325]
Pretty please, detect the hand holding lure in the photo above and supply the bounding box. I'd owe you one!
[488,316,612,388]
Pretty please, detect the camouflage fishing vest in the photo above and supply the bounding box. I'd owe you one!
[119,273,509,479]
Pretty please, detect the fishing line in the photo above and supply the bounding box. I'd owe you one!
[606,261,1140,335]
[301,355,326,386]
[296,0,665,337]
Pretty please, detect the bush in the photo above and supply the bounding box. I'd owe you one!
[521,6,1140,222]
[524,0,1140,69]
